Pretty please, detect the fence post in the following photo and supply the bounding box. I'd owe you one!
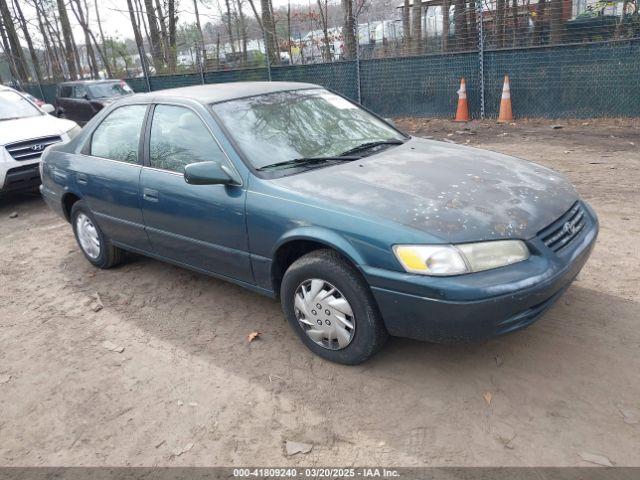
[476,0,485,119]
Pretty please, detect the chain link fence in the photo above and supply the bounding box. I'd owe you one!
[20,0,640,119]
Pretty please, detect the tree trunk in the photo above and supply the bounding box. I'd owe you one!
[168,0,177,72]
[341,0,357,60]
[549,0,564,44]
[287,1,292,62]
[512,0,519,46]
[261,0,279,65]
[317,0,332,61]
[35,0,62,79]
[442,0,449,51]
[154,0,169,60]
[233,0,247,65]
[55,0,79,79]
[454,0,468,51]
[0,0,29,82]
[402,0,410,53]
[193,0,207,66]
[467,0,477,50]
[126,0,149,77]
[12,0,43,83]
[411,0,422,54]
[70,0,100,78]
[496,0,505,47]
[533,0,546,45]
[91,0,112,76]
[224,0,237,57]
[143,0,165,71]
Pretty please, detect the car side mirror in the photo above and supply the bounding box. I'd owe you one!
[41,103,55,114]
[184,161,234,186]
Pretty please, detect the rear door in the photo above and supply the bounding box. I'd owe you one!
[56,85,73,118]
[69,85,94,124]
[72,103,151,251]
[139,103,252,283]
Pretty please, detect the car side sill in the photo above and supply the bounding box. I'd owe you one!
[111,240,277,299]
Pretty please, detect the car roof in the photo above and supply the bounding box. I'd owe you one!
[59,79,123,86]
[132,81,320,104]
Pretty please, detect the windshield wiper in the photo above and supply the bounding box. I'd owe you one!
[340,139,405,157]
[257,155,360,172]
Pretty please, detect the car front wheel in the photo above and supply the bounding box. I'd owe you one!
[281,249,388,365]
[70,200,123,269]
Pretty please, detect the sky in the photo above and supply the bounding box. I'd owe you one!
[47,0,309,42]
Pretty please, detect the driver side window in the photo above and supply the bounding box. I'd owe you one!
[149,105,225,173]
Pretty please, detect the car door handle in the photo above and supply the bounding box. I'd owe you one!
[77,173,88,184]
[143,188,159,202]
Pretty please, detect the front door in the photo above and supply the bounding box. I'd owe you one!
[139,104,252,283]
[73,103,151,251]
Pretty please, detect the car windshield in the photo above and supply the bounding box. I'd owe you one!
[212,89,405,170]
[0,90,42,121]
[87,81,134,98]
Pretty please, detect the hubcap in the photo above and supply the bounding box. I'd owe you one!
[294,279,355,350]
[76,213,101,259]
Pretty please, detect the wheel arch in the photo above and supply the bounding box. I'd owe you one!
[270,228,366,297]
[61,191,82,222]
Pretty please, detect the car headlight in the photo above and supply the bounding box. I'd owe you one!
[67,125,82,139]
[393,240,529,276]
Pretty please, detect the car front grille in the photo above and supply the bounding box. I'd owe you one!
[5,135,62,161]
[538,202,587,252]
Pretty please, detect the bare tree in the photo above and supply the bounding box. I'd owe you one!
[69,0,99,77]
[143,0,165,70]
[12,0,43,82]
[55,0,79,78]
[167,0,177,72]
[193,0,207,65]
[0,0,29,82]
[317,0,332,61]
[261,0,279,64]
[342,0,357,59]
[126,0,149,76]
[33,0,63,79]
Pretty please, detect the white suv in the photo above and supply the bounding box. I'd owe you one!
[1,86,80,195]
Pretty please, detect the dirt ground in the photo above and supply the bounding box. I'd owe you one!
[0,118,639,467]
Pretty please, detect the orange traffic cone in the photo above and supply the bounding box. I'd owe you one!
[498,75,513,122]
[454,78,470,122]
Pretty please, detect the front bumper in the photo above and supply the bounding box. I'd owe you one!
[364,202,599,343]
[0,162,41,193]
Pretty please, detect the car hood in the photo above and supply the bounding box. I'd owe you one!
[0,114,76,146]
[272,137,579,243]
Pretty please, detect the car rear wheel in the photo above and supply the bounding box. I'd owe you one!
[70,201,124,269]
[281,249,388,364]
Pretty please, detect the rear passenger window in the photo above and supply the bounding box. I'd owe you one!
[149,105,225,173]
[59,86,72,98]
[90,105,147,163]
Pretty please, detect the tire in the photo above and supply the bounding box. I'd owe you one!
[281,249,388,365]
[70,200,124,269]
